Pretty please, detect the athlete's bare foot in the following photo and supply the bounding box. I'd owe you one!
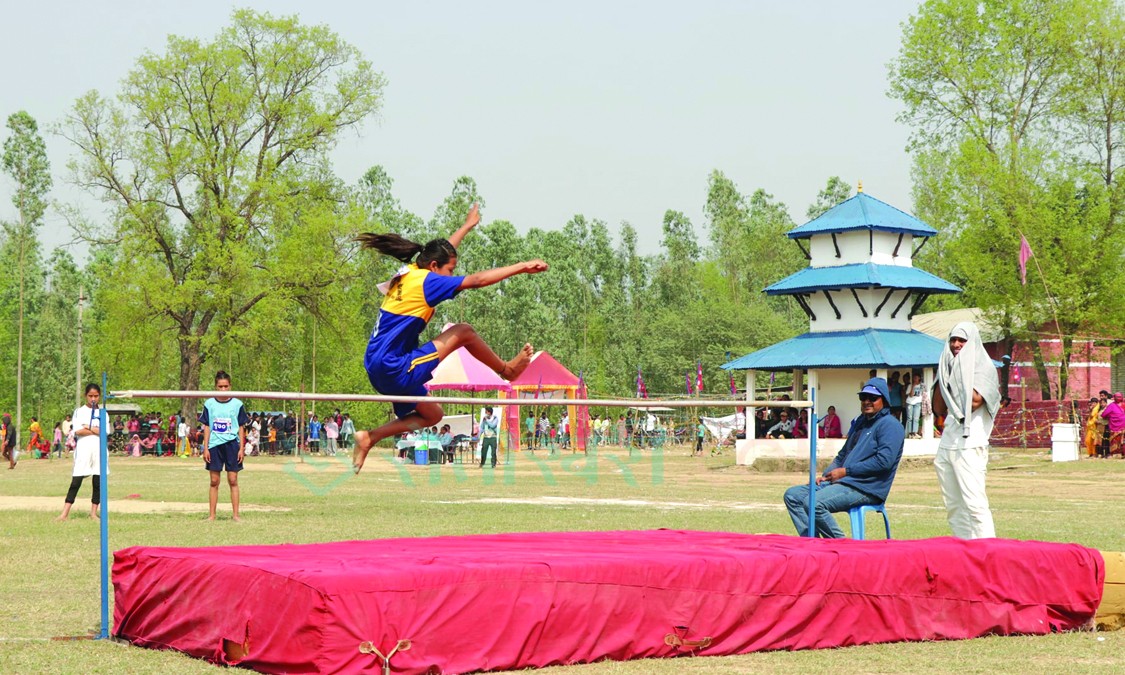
[232,515,241,522]
[501,343,534,380]
[55,515,68,522]
[352,430,374,474]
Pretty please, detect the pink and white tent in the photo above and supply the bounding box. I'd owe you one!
[425,347,512,393]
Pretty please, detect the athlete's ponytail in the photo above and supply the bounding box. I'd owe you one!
[356,233,458,269]
[355,233,424,263]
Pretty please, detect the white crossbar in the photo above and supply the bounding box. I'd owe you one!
[110,390,812,408]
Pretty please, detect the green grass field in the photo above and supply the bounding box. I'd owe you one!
[1,444,1123,674]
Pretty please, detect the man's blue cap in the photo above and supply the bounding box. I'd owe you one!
[857,377,892,405]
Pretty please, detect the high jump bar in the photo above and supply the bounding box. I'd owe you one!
[110,390,812,408]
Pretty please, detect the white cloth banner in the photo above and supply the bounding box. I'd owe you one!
[701,412,745,444]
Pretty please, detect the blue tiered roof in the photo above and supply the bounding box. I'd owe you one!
[787,193,937,239]
[764,263,960,295]
[721,329,946,372]
[726,190,955,371]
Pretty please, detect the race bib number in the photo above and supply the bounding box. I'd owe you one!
[213,418,232,434]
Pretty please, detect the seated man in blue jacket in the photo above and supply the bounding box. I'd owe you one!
[783,377,905,538]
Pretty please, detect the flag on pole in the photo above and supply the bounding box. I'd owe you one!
[729,370,737,396]
[636,368,647,399]
[696,361,704,395]
[685,371,693,396]
[1019,235,1033,286]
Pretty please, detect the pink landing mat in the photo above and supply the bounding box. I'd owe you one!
[113,530,1104,674]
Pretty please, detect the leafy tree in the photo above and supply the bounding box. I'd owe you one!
[59,10,386,417]
[26,250,87,424]
[890,0,1125,399]
[2,110,52,446]
[806,176,853,220]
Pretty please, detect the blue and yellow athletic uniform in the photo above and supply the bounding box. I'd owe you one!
[365,264,464,417]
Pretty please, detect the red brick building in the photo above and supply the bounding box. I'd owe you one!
[912,308,1112,402]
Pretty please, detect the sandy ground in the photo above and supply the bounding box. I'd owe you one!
[0,495,289,514]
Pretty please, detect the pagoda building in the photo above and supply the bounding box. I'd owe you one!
[722,188,960,465]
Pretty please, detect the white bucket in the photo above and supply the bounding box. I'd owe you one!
[1050,423,1080,462]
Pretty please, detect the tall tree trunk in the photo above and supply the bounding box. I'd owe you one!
[997,336,1015,398]
[1058,335,1073,401]
[1030,339,1053,400]
[179,331,203,431]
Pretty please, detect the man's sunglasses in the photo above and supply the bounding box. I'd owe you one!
[858,394,881,403]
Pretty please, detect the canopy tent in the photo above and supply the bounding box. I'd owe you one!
[425,337,512,448]
[507,351,588,451]
[425,347,513,393]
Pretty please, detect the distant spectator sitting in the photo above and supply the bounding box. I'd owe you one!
[754,408,770,438]
[818,405,843,438]
[140,432,158,456]
[766,411,796,439]
[795,410,811,439]
[438,424,454,463]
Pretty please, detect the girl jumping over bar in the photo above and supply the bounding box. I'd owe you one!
[351,204,548,473]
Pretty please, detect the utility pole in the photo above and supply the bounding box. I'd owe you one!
[76,285,86,406]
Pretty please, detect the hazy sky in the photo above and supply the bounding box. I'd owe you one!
[0,0,922,257]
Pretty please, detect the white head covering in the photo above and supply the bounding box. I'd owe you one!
[938,321,1001,436]
[376,264,413,295]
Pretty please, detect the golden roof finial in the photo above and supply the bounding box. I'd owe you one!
[857,180,864,193]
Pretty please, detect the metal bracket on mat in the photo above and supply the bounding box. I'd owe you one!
[665,625,712,651]
[359,639,411,675]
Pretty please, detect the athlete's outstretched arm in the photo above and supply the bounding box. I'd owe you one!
[460,259,548,289]
[447,203,481,249]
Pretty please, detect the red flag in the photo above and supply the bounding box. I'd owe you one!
[696,361,704,395]
[1019,235,1033,286]
[636,368,648,399]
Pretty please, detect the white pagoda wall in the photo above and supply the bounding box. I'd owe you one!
[806,288,913,332]
[812,369,869,423]
[808,230,915,268]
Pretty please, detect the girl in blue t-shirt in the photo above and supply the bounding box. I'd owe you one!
[351,204,548,473]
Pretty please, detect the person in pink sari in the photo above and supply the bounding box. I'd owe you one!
[818,406,843,438]
[1100,392,1125,458]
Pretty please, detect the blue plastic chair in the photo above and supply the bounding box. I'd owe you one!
[848,503,891,540]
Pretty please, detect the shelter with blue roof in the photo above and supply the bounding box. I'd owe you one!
[721,186,957,464]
